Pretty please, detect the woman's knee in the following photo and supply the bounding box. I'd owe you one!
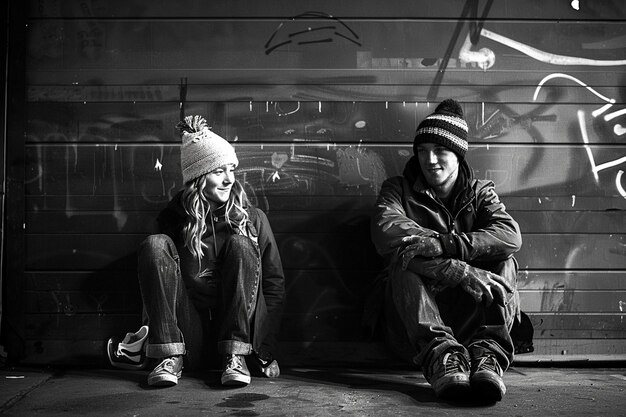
[139,234,176,259]
[222,234,257,257]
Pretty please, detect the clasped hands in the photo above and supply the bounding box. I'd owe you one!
[393,234,512,307]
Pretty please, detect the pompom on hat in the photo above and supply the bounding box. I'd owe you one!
[413,99,469,159]
[177,115,238,184]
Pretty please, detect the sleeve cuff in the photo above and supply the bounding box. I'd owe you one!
[444,259,468,287]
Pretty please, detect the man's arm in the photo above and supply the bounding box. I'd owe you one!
[371,177,440,258]
[371,178,466,288]
[438,180,522,263]
[375,179,519,304]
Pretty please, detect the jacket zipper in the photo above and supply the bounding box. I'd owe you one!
[428,190,473,234]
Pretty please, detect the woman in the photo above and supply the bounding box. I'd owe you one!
[138,115,285,387]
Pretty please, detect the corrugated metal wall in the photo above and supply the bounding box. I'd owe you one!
[5,0,626,364]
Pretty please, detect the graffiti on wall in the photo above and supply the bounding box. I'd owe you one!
[21,1,626,345]
[264,11,361,55]
[532,73,626,198]
[452,6,626,198]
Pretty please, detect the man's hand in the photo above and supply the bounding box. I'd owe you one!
[395,235,444,270]
[460,265,513,307]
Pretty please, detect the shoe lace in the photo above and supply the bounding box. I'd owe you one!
[155,357,178,374]
[476,354,502,376]
[442,352,469,376]
[225,355,244,372]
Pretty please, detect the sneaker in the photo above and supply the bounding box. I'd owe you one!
[107,325,149,370]
[147,356,183,387]
[470,354,506,402]
[429,350,471,399]
[249,352,280,378]
[221,354,251,386]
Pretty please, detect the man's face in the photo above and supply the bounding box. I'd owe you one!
[203,164,236,208]
[416,143,460,193]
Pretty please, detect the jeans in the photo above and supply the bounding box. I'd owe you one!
[384,258,518,380]
[137,233,261,369]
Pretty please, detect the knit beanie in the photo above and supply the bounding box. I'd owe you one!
[413,99,469,159]
[177,115,239,184]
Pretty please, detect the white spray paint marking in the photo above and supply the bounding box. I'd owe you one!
[533,74,625,198]
[577,110,626,185]
[605,108,626,121]
[533,73,615,104]
[616,171,626,198]
[578,110,600,183]
[614,124,626,136]
[592,103,614,118]
[459,34,496,70]
[479,28,626,66]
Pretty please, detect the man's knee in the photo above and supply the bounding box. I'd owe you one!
[389,267,434,295]
[489,257,518,279]
[386,267,440,312]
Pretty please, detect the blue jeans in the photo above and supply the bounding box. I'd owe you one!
[384,258,518,380]
[137,233,261,369]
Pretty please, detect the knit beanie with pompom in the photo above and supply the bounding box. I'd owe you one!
[413,99,469,159]
[177,115,239,184]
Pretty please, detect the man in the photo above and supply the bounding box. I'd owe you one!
[370,99,522,402]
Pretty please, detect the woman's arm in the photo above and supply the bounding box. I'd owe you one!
[254,208,285,354]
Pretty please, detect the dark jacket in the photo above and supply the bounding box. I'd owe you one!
[156,189,285,356]
[371,156,522,289]
[365,156,524,338]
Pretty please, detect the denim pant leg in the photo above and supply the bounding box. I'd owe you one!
[448,258,519,370]
[137,234,204,367]
[384,264,466,380]
[216,234,261,355]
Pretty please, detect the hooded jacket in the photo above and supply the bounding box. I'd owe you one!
[371,156,522,290]
[155,187,285,356]
[363,156,524,341]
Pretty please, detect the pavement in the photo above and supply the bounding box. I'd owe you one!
[1,363,625,416]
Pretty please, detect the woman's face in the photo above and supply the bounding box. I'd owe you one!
[204,164,236,208]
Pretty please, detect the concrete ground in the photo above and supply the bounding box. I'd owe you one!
[1,364,625,416]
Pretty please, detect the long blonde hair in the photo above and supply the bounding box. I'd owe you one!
[181,175,249,260]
